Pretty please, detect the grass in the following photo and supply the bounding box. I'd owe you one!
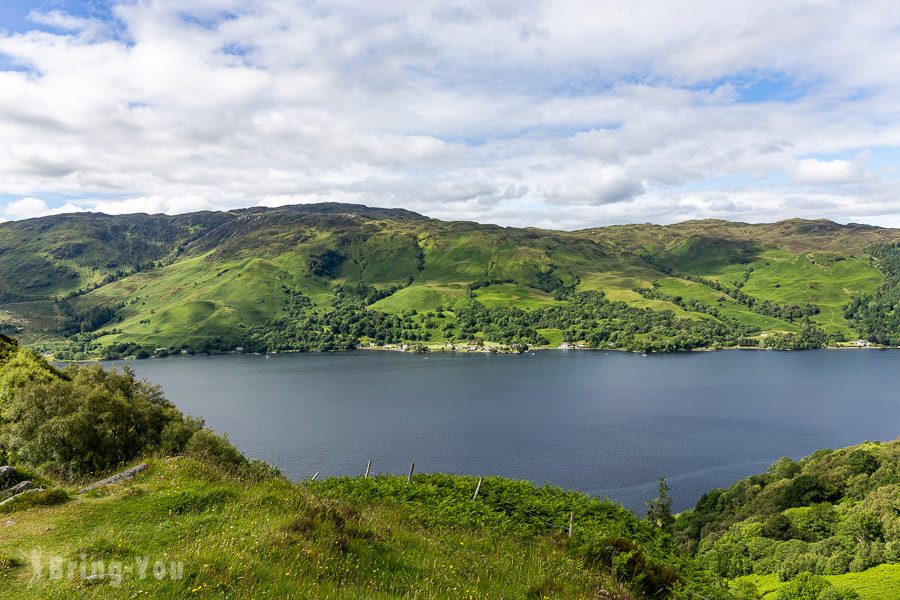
[740,251,883,336]
[654,278,800,333]
[0,458,656,599]
[536,328,565,346]
[0,300,67,346]
[369,284,465,314]
[85,253,300,350]
[473,284,563,309]
[735,565,900,600]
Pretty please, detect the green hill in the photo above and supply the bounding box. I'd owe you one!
[2,205,899,357]
[675,438,900,600]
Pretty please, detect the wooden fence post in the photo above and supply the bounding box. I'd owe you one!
[472,476,484,500]
[568,512,574,538]
[407,463,415,482]
[365,460,372,478]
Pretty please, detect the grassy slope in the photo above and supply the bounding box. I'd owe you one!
[3,206,899,351]
[1,458,675,599]
[736,566,900,600]
[0,212,231,301]
[1,446,894,599]
[2,334,896,598]
[653,278,799,333]
[740,252,882,336]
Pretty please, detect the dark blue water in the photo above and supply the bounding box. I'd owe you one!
[109,350,899,512]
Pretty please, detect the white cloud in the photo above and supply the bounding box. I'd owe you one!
[1,1,900,228]
[2,197,51,219]
[792,157,866,185]
[26,9,106,38]
[544,167,644,206]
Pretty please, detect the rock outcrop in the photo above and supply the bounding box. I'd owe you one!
[78,463,148,494]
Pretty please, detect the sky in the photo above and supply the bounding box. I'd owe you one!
[1,1,900,229]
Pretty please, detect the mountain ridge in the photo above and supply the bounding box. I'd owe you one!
[2,204,900,358]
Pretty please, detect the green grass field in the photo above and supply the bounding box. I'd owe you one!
[740,251,882,336]
[473,283,564,309]
[0,458,664,599]
[369,284,466,314]
[654,278,800,333]
[735,564,900,600]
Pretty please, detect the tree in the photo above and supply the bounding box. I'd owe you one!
[646,478,675,531]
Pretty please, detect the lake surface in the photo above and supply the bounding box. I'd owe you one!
[109,349,899,512]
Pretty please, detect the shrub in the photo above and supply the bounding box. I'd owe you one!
[0,346,58,411]
[246,459,283,480]
[730,579,760,600]
[845,450,879,476]
[576,537,680,598]
[1,365,186,476]
[775,572,830,600]
[774,540,815,581]
[838,512,884,544]
[778,475,841,509]
[159,416,205,456]
[784,504,838,541]
[184,429,246,471]
[813,538,852,575]
[0,362,247,478]
[731,579,761,600]
[848,541,886,572]
[762,513,797,540]
[818,588,861,600]
[769,457,801,480]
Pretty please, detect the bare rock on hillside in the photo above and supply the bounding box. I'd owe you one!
[0,487,43,507]
[1,480,36,501]
[78,463,148,494]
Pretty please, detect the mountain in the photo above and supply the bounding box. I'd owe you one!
[1,204,899,358]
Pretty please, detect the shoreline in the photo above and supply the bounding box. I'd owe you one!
[49,341,895,363]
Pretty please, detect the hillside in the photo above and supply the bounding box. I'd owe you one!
[674,438,900,599]
[2,205,900,358]
[0,339,896,598]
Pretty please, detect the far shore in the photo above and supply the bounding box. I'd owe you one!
[46,340,895,364]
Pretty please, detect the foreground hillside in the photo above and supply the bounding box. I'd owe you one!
[675,438,900,599]
[1,333,897,598]
[2,204,900,358]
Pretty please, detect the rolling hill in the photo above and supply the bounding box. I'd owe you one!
[1,204,899,358]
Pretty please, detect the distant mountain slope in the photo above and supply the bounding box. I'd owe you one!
[1,204,898,357]
[0,211,234,303]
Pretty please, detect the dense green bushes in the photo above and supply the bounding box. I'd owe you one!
[2,364,191,475]
[0,339,248,479]
[845,244,900,344]
[249,286,429,352]
[674,440,900,587]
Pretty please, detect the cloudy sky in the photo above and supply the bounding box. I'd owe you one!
[1,0,899,229]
